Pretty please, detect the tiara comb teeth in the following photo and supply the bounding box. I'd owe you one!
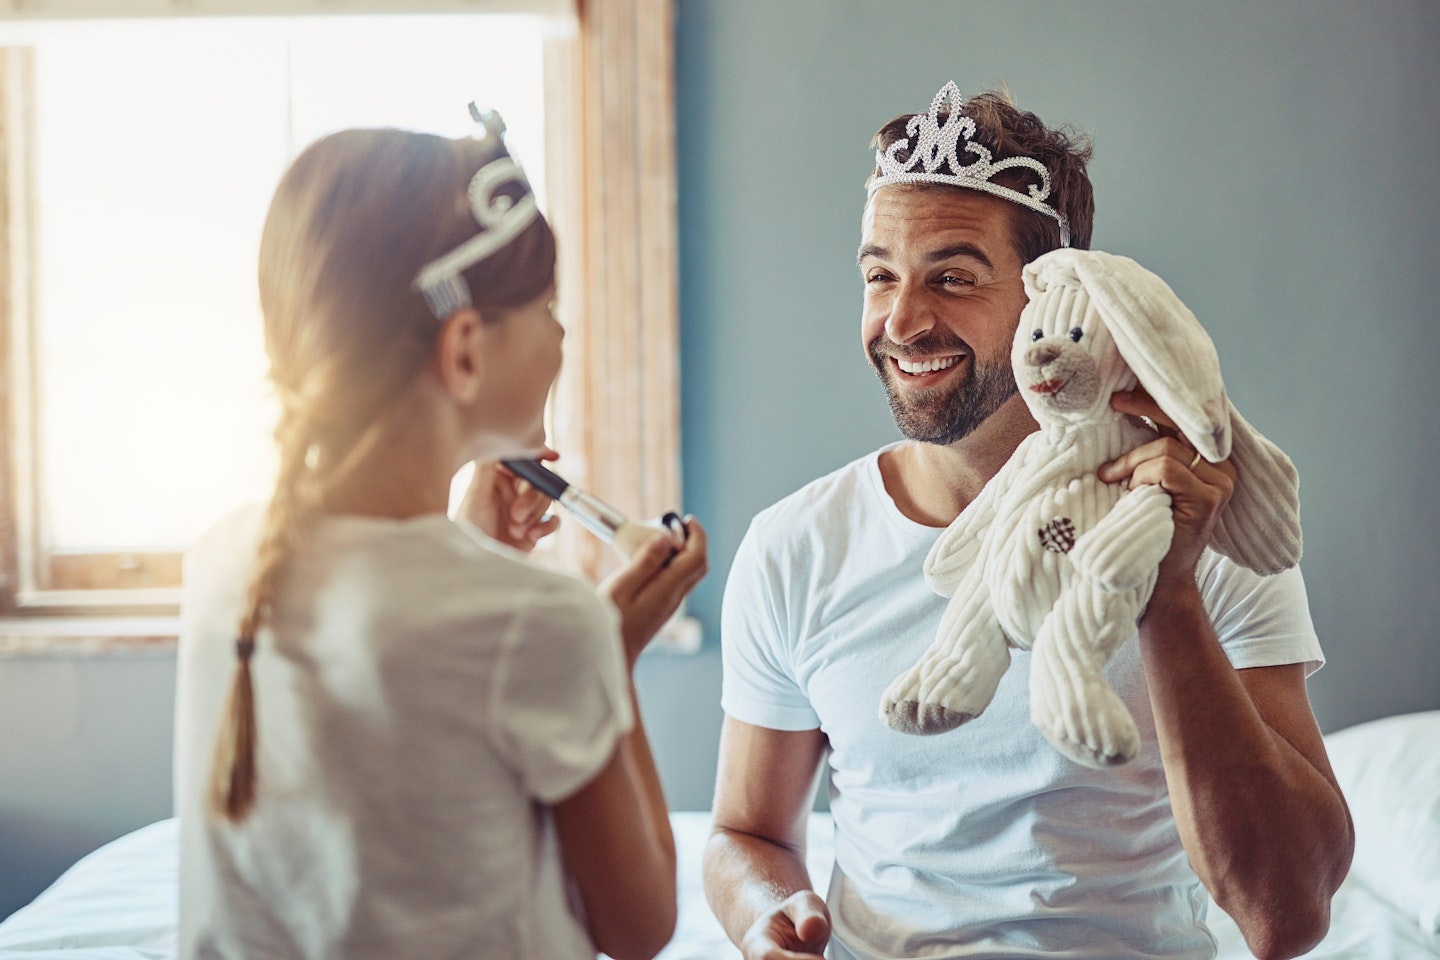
[869,82,1070,248]
[414,106,541,320]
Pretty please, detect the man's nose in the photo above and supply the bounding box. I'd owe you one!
[884,281,935,344]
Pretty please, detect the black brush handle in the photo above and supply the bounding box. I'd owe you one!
[500,459,570,501]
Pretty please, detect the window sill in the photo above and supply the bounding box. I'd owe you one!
[0,617,179,659]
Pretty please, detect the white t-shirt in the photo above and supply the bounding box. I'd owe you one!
[174,506,633,960]
[721,445,1323,960]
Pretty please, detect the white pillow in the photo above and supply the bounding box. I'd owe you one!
[1324,711,1440,936]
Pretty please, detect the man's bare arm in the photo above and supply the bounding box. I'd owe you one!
[1139,583,1353,960]
[703,716,832,959]
[1102,387,1354,960]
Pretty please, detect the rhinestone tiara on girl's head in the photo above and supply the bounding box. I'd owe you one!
[869,81,1070,248]
[413,106,542,320]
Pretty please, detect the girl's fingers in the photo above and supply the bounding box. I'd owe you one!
[606,519,708,603]
[495,446,559,476]
[523,514,561,547]
[652,518,707,586]
[600,520,708,658]
[606,530,681,599]
[671,518,708,582]
[508,482,553,527]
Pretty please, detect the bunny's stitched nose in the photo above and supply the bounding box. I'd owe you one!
[1026,342,1063,366]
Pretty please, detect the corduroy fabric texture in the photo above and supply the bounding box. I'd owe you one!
[880,250,1302,768]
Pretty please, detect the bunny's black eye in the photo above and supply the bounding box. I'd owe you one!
[1031,329,1043,342]
[1068,328,1083,342]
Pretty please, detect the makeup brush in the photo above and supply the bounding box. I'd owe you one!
[500,459,687,560]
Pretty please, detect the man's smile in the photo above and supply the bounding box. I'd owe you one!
[891,354,966,382]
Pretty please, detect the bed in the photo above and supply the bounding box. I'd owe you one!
[1,711,1436,959]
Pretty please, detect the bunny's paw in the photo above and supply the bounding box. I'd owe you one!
[878,635,1010,736]
[880,697,975,736]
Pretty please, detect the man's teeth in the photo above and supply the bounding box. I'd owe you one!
[897,356,960,375]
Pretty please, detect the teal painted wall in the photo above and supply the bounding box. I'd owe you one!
[673,0,1440,801]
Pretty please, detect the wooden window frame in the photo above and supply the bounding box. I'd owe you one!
[0,0,689,651]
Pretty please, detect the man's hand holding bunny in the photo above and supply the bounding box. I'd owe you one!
[1102,386,1239,587]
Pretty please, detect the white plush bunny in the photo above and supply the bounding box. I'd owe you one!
[878,248,1302,768]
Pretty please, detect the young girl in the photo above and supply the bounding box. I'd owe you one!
[173,117,707,960]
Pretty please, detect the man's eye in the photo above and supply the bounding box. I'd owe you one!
[865,272,892,284]
[940,275,973,286]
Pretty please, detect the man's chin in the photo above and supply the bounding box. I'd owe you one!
[888,403,964,445]
[886,389,1021,446]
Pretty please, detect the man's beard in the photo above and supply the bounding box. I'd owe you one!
[868,333,1018,445]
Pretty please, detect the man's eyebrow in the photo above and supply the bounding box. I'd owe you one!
[856,242,995,270]
[856,243,886,266]
[928,243,994,270]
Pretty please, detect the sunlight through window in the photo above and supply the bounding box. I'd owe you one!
[14,15,545,553]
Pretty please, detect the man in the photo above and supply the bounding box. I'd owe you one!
[702,83,1353,960]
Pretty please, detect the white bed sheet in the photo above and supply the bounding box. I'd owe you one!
[0,818,176,960]
[0,814,785,960]
[1207,869,1440,960]
[1,811,1435,959]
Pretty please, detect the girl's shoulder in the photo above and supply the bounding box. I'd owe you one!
[360,516,616,634]
[183,503,269,599]
[185,507,615,640]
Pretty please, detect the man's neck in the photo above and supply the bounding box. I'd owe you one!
[877,394,1037,528]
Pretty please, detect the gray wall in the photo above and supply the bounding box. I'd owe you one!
[674,0,1440,797]
[3,0,1438,922]
[0,655,176,919]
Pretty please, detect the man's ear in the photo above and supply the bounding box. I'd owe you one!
[432,307,486,403]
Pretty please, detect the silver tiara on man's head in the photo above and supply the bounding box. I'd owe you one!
[869,81,1070,248]
[413,105,542,320]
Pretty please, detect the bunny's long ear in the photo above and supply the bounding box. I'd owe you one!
[1071,252,1231,462]
[1209,401,1303,573]
[1067,251,1301,573]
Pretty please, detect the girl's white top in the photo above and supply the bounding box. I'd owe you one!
[175,506,631,960]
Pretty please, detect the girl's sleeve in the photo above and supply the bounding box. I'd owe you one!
[487,584,634,803]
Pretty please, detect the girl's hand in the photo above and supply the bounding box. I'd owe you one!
[454,449,561,552]
[1097,387,1236,586]
[599,517,708,666]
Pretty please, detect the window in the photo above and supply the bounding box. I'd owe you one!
[0,0,687,650]
[2,14,546,610]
